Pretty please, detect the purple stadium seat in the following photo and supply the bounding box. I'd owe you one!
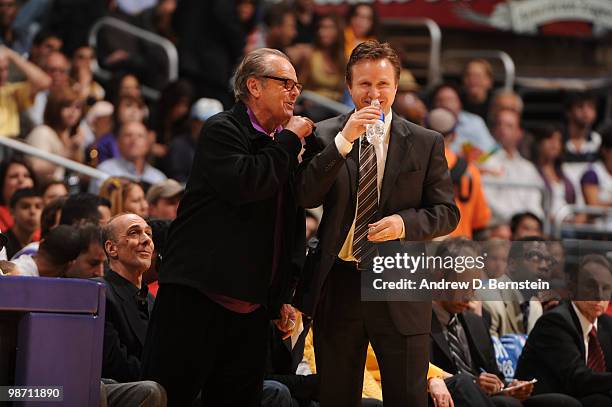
[0,276,106,407]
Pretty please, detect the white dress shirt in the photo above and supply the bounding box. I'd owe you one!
[333,111,405,261]
[571,301,598,364]
[481,148,544,221]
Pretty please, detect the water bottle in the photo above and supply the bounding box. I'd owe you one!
[365,99,385,145]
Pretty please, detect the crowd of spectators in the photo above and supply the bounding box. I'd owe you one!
[1,1,611,407]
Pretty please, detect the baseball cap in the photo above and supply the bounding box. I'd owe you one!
[426,108,457,136]
[190,98,224,122]
[146,179,185,204]
[86,101,114,126]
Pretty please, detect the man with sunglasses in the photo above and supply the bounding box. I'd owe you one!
[143,48,314,406]
[484,238,557,338]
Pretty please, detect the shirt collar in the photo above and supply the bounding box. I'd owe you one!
[433,302,453,327]
[117,156,152,176]
[246,107,283,138]
[116,156,138,173]
[572,301,598,338]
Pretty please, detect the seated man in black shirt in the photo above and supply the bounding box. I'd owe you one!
[99,213,154,382]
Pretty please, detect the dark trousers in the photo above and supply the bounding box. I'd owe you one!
[578,393,612,407]
[437,373,496,407]
[314,261,429,407]
[142,284,269,407]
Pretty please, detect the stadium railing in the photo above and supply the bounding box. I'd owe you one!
[0,137,111,182]
[440,49,516,90]
[88,16,179,101]
[382,18,442,88]
[552,204,612,240]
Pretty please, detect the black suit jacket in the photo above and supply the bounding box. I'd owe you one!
[159,102,306,317]
[99,270,154,382]
[515,301,612,397]
[293,112,459,334]
[430,309,503,379]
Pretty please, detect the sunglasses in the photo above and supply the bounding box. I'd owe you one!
[262,75,303,93]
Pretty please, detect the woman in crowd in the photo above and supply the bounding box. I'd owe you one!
[237,0,261,54]
[581,126,612,208]
[115,94,149,126]
[98,176,149,218]
[106,72,142,105]
[151,80,193,163]
[295,14,347,121]
[26,86,85,181]
[461,59,494,120]
[344,2,377,58]
[0,157,36,232]
[71,46,105,103]
[300,14,346,103]
[532,126,580,221]
[41,180,69,206]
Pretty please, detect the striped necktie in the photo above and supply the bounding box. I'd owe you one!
[587,327,607,373]
[448,314,476,376]
[353,137,378,269]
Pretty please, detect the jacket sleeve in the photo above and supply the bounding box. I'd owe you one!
[199,118,302,205]
[398,134,460,240]
[518,312,612,397]
[295,132,345,208]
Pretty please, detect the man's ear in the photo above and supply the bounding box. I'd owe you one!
[246,77,262,99]
[346,80,353,99]
[104,240,117,259]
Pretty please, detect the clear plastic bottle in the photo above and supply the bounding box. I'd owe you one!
[365,99,385,145]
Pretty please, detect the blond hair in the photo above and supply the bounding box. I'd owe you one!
[98,176,142,216]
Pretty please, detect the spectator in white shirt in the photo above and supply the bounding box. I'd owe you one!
[90,121,166,193]
[28,51,71,126]
[10,224,82,277]
[481,108,544,221]
[431,83,497,157]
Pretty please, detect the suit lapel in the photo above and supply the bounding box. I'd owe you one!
[597,320,612,371]
[460,313,488,371]
[566,302,587,358]
[431,313,453,364]
[379,115,414,212]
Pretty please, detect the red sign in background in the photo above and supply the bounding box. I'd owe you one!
[315,0,595,38]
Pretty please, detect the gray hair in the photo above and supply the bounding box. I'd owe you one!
[492,89,524,114]
[233,48,290,103]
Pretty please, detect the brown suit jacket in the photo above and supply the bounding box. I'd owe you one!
[293,112,459,335]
